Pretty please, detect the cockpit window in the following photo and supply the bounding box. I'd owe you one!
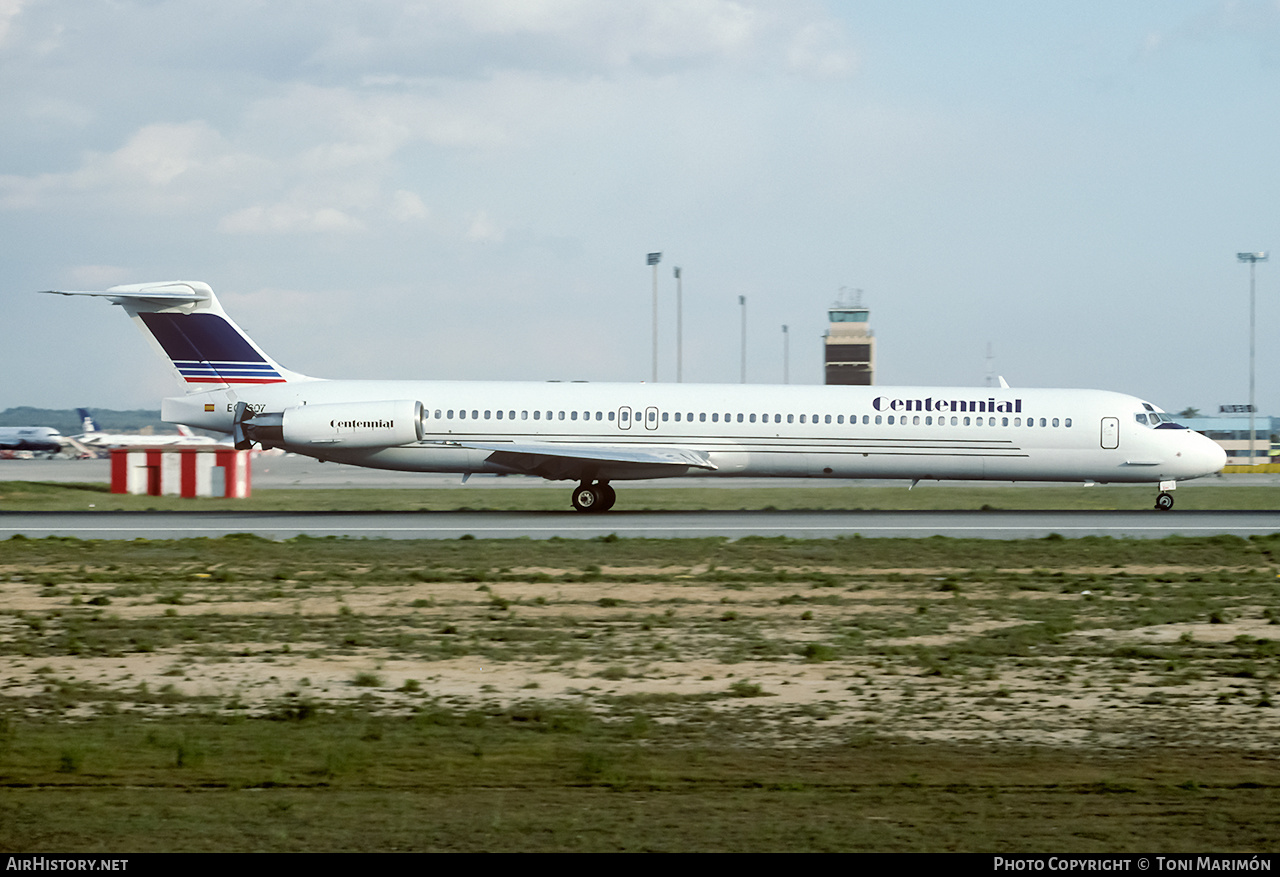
[1135,410,1187,429]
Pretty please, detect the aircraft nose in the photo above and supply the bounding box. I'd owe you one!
[1194,433,1227,476]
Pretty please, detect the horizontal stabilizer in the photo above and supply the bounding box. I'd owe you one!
[41,281,211,306]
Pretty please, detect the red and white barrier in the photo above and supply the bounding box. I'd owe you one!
[109,447,252,498]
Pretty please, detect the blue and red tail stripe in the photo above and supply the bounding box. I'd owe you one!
[174,361,285,384]
[139,311,288,385]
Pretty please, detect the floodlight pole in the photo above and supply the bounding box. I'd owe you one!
[1238,252,1269,465]
[674,267,683,383]
[647,253,662,382]
[739,295,747,383]
[782,324,789,384]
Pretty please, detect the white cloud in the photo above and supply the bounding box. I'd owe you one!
[785,20,857,78]
[307,0,854,78]
[465,210,504,242]
[218,203,365,235]
[389,189,429,221]
[0,120,262,211]
[0,0,28,45]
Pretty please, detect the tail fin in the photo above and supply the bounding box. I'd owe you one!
[76,408,99,434]
[43,281,312,392]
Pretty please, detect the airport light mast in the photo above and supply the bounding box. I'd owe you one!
[782,324,789,384]
[1238,251,1268,466]
[674,266,683,383]
[647,252,662,382]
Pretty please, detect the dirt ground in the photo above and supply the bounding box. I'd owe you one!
[3,559,1278,751]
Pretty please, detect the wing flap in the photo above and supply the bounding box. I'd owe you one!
[439,440,717,480]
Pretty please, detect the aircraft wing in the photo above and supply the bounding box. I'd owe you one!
[438,440,717,481]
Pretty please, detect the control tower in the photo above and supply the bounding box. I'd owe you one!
[823,291,874,385]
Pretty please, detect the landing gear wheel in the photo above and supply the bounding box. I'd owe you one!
[598,483,616,512]
[1155,492,1174,511]
[572,483,602,513]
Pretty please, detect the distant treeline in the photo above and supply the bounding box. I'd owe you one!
[0,407,165,435]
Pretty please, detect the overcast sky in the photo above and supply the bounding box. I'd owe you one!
[3,1,1279,415]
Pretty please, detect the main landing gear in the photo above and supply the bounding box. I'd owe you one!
[571,481,617,513]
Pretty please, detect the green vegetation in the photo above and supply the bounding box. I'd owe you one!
[1,533,1278,851]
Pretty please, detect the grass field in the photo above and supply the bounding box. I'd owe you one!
[2,533,1278,851]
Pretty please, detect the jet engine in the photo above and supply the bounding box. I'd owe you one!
[234,400,424,450]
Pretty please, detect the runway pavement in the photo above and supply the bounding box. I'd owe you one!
[5,457,1280,540]
[7,454,1280,489]
[3,509,1280,540]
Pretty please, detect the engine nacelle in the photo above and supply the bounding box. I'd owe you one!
[274,400,425,449]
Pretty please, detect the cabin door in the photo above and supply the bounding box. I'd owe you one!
[617,407,633,430]
[644,407,659,430]
[1100,417,1119,450]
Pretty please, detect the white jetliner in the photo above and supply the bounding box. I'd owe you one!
[45,281,1226,511]
[74,408,226,450]
[0,425,66,455]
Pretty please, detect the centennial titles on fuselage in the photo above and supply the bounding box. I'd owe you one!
[332,419,396,429]
[872,395,1023,414]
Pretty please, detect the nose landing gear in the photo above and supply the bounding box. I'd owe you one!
[571,481,617,513]
[1155,492,1174,511]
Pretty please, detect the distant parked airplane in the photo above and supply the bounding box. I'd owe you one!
[47,281,1226,511]
[74,408,225,449]
[0,425,65,454]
